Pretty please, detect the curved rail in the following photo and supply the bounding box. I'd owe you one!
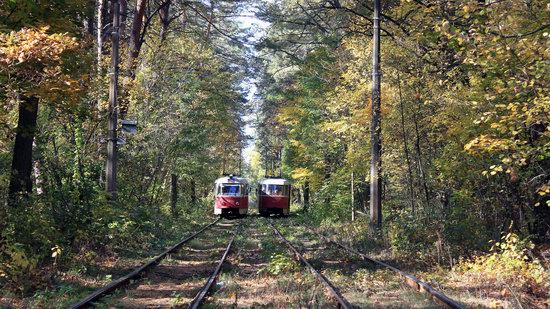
[267,220,353,309]
[70,218,222,309]
[311,229,464,309]
[188,223,242,309]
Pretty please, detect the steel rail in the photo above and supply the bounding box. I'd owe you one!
[70,218,222,309]
[310,229,464,309]
[267,220,353,309]
[187,222,242,309]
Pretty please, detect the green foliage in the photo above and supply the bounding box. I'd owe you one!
[0,242,38,290]
[0,0,93,34]
[388,213,431,254]
[0,0,249,303]
[28,283,84,309]
[258,238,280,259]
[259,253,298,276]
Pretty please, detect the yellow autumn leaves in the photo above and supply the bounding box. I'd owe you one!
[0,26,78,68]
[0,26,87,106]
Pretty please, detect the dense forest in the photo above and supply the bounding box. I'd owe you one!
[1,0,548,307]
[254,0,549,249]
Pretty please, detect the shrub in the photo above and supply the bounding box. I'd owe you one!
[259,253,298,276]
[457,232,546,285]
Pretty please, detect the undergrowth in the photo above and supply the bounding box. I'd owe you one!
[452,232,549,306]
[0,197,213,306]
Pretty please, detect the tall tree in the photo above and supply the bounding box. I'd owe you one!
[369,0,382,227]
[1,28,80,205]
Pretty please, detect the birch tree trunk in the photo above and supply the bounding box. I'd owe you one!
[97,0,105,74]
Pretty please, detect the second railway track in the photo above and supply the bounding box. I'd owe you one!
[267,219,354,309]
[268,218,464,309]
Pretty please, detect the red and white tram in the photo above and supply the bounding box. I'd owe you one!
[214,175,249,217]
[258,178,291,217]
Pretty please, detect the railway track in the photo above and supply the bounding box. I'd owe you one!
[269,219,464,309]
[199,215,332,307]
[188,223,241,308]
[267,220,354,309]
[308,227,464,309]
[69,215,462,308]
[70,218,241,308]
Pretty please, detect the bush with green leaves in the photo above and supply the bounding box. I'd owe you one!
[259,253,298,276]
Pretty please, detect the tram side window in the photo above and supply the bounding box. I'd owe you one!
[220,184,240,196]
[266,185,287,196]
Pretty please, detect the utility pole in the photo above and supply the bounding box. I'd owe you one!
[106,0,120,199]
[370,0,382,227]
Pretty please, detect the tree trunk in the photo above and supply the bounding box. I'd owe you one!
[323,151,331,205]
[8,95,39,205]
[413,107,430,210]
[33,157,45,195]
[397,73,416,213]
[190,179,196,204]
[129,0,147,62]
[205,0,214,40]
[96,0,105,73]
[106,0,120,199]
[159,0,171,41]
[362,180,369,212]
[303,180,310,212]
[119,0,128,42]
[87,1,95,35]
[351,170,355,221]
[120,0,146,119]
[171,173,178,218]
[369,0,382,227]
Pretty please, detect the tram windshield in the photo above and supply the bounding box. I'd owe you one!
[219,184,241,196]
[261,184,288,196]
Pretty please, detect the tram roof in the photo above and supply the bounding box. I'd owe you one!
[259,178,291,185]
[215,175,248,185]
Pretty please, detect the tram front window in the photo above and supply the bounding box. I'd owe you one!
[220,184,240,196]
